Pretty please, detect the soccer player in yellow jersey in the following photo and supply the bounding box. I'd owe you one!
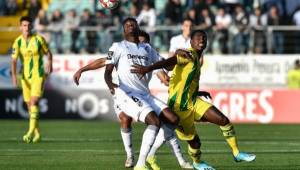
[131,30,256,170]
[287,59,300,89]
[11,16,53,143]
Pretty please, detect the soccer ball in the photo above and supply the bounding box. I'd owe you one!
[99,0,120,9]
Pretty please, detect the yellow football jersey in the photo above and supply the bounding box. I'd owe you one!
[168,48,202,111]
[11,34,49,79]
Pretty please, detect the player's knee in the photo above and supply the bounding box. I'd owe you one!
[220,116,230,126]
[146,112,161,127]
[119,113,132,128]
[30,99,39,106]
[170,113,179,126]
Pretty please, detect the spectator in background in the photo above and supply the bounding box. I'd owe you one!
[198,7,215,53]
[249,7,267,54]
[168,18,192,57]
[3,0,18,16]
[34,9,50,42]
[80,9,97,54]
[186,8,199,25]
[136,2,156,39]
[129,4,139,19]
[95,10,113,53]
[65,9,80,54]
[231,4,249,54]
[287,59,300,89]
[292,6,300,53]
[165,0,183,25]
[28,0,41,20]
[49,9,64,54]
[267,5,284,54]
[214,7,232,54]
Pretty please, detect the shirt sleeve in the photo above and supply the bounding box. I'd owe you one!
[105,43,120,65]
[176,54,190,65]
[38,35,49,53]
[11,40,20,60]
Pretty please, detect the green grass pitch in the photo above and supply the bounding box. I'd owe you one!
[0,120,300,170]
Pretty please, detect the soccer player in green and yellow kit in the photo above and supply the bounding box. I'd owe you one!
[11,16,53,143]
[131,30,256,170]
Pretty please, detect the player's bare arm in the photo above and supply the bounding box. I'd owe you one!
[131,55,177,79]
[73,58,106,85]
[45,50,53,75]
[11,58,18,87]
[104,64,118,94]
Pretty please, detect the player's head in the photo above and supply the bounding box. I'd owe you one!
[122,17,140,36]
[190,30,207,51]
[181,18,193,37]
[138,30,150,43]
[20,16,33,36]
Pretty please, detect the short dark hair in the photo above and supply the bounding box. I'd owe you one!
[122,17,138,27]
[20,16,33,23]
[295,59,300,66]
[191,30,207,39]
[182,17,193,24]
[139,30,150,43]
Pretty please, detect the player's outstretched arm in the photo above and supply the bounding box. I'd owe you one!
[73,58,106,86]
[11,58,18,87]
[104,64,118,94]
[131,56,177,79]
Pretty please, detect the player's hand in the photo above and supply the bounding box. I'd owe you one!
[73,70,82,86]
[161,75,170,86]
[130,64,150,80]
[45,61,53,75]
[175,49,193,61]
[108,82,118,95]
[198,91,212,99]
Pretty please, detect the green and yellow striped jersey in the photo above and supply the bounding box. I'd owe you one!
[11,34,49,79]
[168,48,202,111]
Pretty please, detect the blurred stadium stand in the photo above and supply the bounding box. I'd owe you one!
[0,0,300,54]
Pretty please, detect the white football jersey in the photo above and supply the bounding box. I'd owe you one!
[106,40,163,94]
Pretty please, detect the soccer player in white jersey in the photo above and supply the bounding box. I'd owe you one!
[72,30,192,169]
[169,18,193,57]
[73,30,192,169]
[104,18,191,170]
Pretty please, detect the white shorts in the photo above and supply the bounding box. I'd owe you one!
[113,88,167,123]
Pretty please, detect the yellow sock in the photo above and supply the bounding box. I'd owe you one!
[188,145,201,164]
[220,123,239,156]
[28,105,39,135]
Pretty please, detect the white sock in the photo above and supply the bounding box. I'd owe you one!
[168,136,186,165]
[136,125,159,167]
[147,126,166,158]
[120,128,133,158]
[147,124,178,158]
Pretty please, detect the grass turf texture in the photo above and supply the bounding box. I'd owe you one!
[0,120,299,170]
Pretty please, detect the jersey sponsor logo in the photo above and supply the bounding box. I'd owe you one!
[127,54,148,61]
[107,51,113,60]
[12,48,16,54]
[131,96,143,107]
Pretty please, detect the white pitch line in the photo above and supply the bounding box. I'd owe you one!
[2,138,300,146]
[1,149,300,154]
